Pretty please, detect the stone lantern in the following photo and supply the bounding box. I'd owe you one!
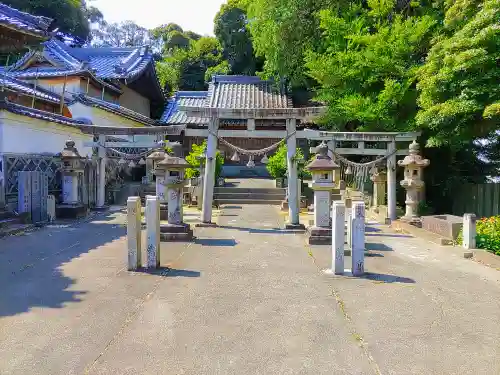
[370,166,387,208]
[157,145,193,241]
[56,139,87,218]
[306,141,340,244]
[397,140,430,221]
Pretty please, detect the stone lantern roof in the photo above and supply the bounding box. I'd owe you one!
[61,139,81,159]
[397,141,430,167]
[306,141,339,171]
[147,149,165,162]
[157,155,190,169]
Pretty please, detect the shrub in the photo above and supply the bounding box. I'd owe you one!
[457,215,500,256]
[185,141,224,180]
[266,143,307,179]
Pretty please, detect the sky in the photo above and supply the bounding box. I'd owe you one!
[90,0,227,36]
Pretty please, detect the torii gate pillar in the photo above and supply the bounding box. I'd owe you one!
[285,118,303,230]
[200,118,219,225]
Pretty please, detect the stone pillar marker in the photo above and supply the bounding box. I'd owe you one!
[145,196,160,268]
[462,213,476,258]
[345,197,352,253]
[332,201,346,274]
[147,148,167,217]
[398,140,430,223]
[127,196,142,270]
[351,201,365,276]
[370,167,387,207]
[306,141,340,244]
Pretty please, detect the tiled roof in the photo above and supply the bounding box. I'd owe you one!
[72,94,156,126]
[0,3,53,37]
[0,99,89,126]
[9,39,164,101]
[160,91,209,125]
[206,75,292,109]
[0,73,61,103]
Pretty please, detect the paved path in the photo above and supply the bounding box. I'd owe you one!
[0,204,499,374]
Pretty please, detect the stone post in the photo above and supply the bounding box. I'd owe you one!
[145,196,160,268]
[345,197,352,253]
[47,195,56,222]
[387,139,397,221]
[462,213,476,258]
[332,201,346,274]
[97,134,107,209]
[286,118,301,228]
[127,196,142,270]
[351,201,365,276]
[201,118,218,224]
[370,168,387,207]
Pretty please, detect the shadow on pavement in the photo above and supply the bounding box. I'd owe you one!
[0,211,127,318]
[366,226,382,233]
[195,238,237,246]
[217,225,299,234]
[366,233,413,238]
[137,267,201,278]
[361,272,416,284]
[366,242,393,251]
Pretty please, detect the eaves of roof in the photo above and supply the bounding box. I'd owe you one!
[160,91,209,125]
[0,73,61,104]
[0,3,53,38]
[0,99,88,127]
[73,94,157,126]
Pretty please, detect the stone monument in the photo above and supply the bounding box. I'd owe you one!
[398,140,430,222]
[158,144,194,241]
[306,141,340,244]
[56,139,87,218]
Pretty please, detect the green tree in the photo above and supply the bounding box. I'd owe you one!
[305,4,437,132]
[214,0,262,75]
[4,0,95,41]
[416,0,500,148]
[266,144,306,179]
[185,141,224,180]
[91,21,152,47]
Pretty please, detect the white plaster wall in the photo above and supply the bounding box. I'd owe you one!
[0,112,93,157]
[118,84,150,117]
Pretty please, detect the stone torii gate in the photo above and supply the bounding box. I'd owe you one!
[181,105,420,226]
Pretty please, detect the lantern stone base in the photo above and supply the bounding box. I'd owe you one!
[308,226,331,244]
[195,222,217,228]
[56,203,87,219]
[284,223,306,231]
[160,223,193,242]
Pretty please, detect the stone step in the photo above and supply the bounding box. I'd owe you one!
[215,199,283,206]
[214,187,287,195]
[214,192,286,201]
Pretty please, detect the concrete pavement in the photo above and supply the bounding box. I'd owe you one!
[0,203,499,374]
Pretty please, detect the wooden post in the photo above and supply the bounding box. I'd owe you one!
[31,69,39,108]
[86,77,90,95]
[127,196,142,270]
[59,74,67,114]
[145,196,160,268]
[351,201,365,276]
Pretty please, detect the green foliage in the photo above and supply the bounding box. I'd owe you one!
[156,36,226,94]
[214,0,262,75]
[305,6,437,132]
[416,0,500,148]
[185,141,224,181]
[266,144,306,179]
[4,0,94,40]
[91,21,152,47]
[458,216,500,255]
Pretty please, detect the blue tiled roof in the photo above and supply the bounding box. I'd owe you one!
[9,38,164,101]
[0,3,53,37]
[72,94,157,126]
[0,73,61,103]
[160,91,209,125]
[1,99,89,126]
[206,75,292,109]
